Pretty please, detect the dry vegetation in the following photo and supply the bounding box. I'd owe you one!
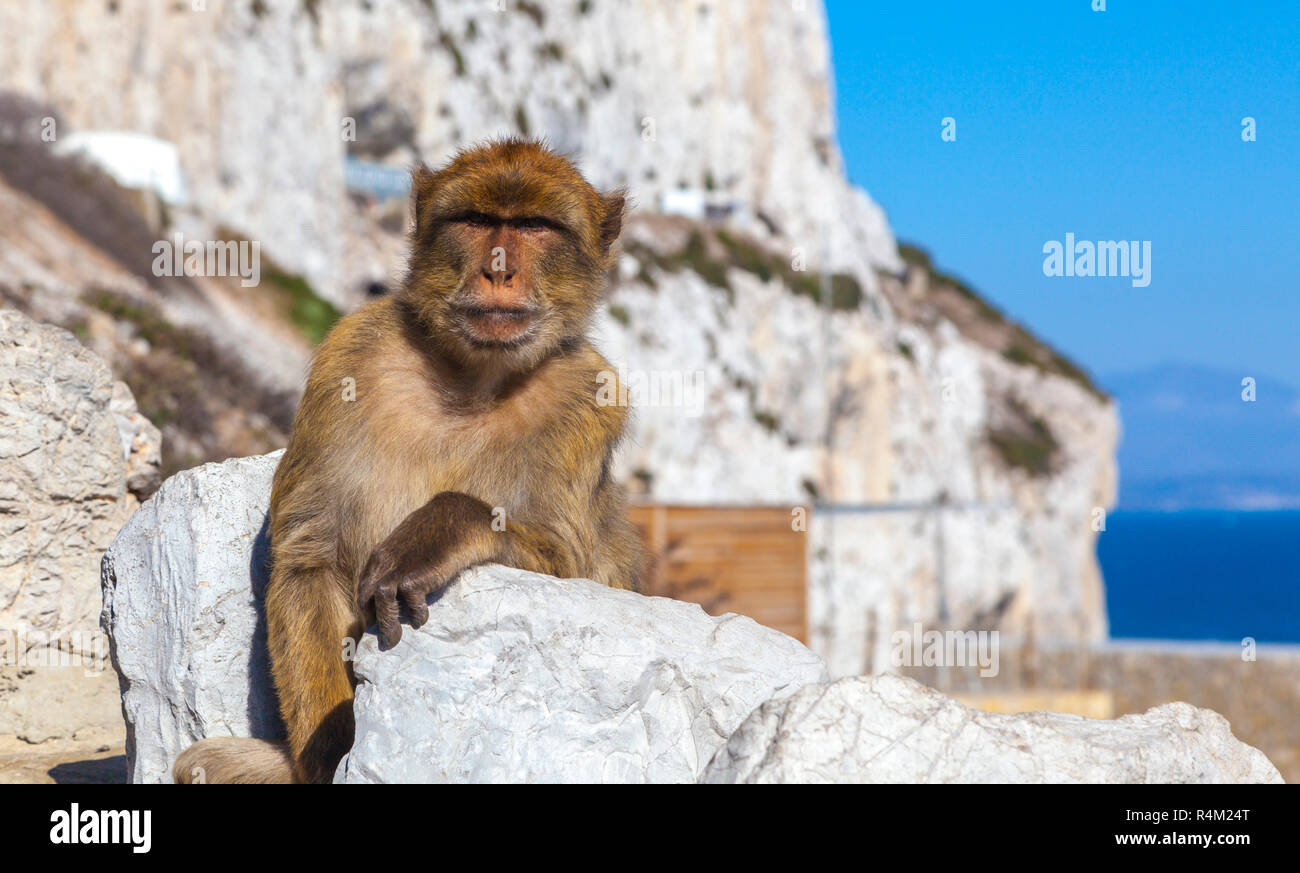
[0,90,300,478]
[895,242,1106,402]
[623,220,865,312]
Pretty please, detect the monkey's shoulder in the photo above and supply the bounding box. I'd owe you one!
[297,298,441,416]
[305,297,406,380]
[276,298,430,468]
[543,341,630,436]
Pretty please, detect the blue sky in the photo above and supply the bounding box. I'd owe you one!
[825,0,1300,388]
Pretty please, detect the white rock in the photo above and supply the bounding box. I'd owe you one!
[702,674,1283,784]
[100,450,286,784]
[101,450,826,783]
[0,310,159,659]
[337,565,827,784]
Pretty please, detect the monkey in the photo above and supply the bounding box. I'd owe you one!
[173,139,644,784]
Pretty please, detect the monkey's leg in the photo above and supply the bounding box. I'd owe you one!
[586,512,645,593]
[171,565,350,784]
[356,491,584,648]
[501,519,582,579]
[173,736,295,784]
[266,564,360,784]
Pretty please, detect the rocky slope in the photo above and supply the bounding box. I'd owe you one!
[0,0,1118,672]
[0,91,313,477]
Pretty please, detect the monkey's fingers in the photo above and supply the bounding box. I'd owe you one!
[356,552,393,614]
[374,578,403,649]
[398,584,430,629]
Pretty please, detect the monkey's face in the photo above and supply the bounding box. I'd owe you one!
[404,139,625,371]
[443,212,573,348]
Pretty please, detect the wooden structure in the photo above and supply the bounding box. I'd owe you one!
[626,504,808,642]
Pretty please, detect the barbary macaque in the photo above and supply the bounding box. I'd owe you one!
[174,139,643,783]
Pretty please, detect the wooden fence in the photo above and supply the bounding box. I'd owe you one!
[626,504,807,641]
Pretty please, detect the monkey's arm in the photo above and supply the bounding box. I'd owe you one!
[356,491,583,648]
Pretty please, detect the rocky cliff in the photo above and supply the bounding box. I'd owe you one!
[0,0,1118,672]
[0,0,897,303]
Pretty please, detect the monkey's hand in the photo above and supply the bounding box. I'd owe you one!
[356,492,498,648]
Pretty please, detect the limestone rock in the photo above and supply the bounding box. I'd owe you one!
[108,381,162,501]
[336,565,828,784]
[0,309,158,658]
[0,0,900,304]
[0,665,123,748]
[100,449,826,784]
[99,450,285,784]
[702,674,1283,784]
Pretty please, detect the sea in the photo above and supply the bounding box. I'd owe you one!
[1098,510,1300,644]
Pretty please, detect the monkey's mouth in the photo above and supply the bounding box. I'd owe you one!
[456,304,540,346]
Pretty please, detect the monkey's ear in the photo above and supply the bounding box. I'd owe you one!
[410,163,438,235]
[598,191,626,251]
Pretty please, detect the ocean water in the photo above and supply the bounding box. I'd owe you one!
[1098,510,1300,644]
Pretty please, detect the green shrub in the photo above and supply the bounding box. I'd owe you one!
[514,104,531,138]
[439,31,466,76]
[517,1,545,26]
[261,267,342,345]
[752,409,781,434]
[82,288,295,476]
[987,400,1059,477]
[626,227,866,312]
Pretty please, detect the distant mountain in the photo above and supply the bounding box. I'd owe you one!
[1103,364,1300,510]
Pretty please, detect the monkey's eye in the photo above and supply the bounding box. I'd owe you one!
[513,216,557,233]
[453,211,497,228]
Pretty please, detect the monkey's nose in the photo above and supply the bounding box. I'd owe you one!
[482,267,516,286]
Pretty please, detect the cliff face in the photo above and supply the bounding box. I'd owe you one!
[0,0,1118,673]
[597,223,1118,674]
[0,0,897,305]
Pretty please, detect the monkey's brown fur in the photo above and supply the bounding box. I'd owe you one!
[173,139,643,784]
